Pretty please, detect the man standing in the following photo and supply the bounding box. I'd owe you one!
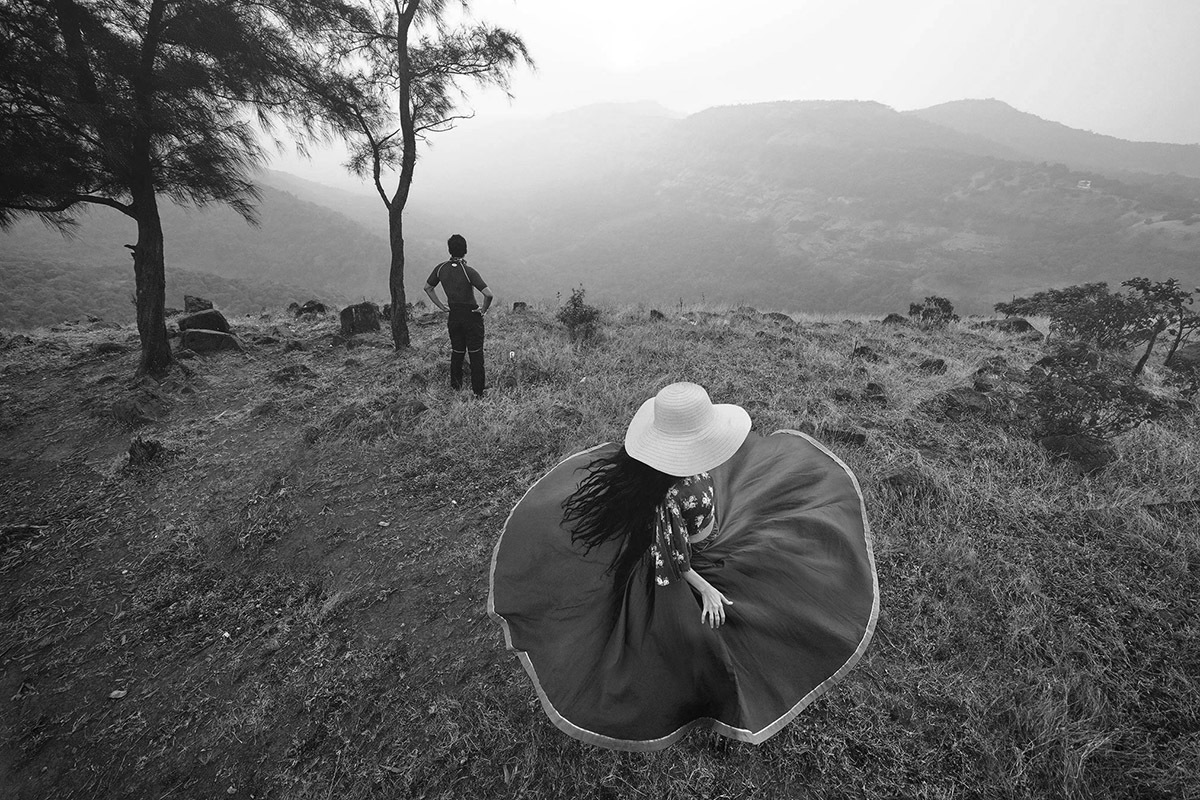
[424,234,494,397]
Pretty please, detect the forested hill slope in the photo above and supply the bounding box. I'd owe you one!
[5,99,1200,325]
[405,100,1200,314]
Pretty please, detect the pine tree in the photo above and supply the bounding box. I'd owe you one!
[0,0,359,374]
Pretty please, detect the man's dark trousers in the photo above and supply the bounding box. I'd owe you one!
[448,307,485,396]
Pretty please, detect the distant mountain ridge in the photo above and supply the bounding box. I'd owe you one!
[4,98,1200,325]
[907,99,1200,179]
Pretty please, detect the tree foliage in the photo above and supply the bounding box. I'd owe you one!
[1120,277,1196,379]
[995,282,1145,349]
[997,278,1200,381]
[1027,343,1167,439]
[0,0,358,373]
[322,0,531,348]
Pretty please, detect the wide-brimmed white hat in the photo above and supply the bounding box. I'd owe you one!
[624,382,752,477]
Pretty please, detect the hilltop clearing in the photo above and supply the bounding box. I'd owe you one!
[1,306,1197,799]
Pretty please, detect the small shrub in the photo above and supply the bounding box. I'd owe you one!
[555,285,601,343]
[995,282,1143,349]
[908,296,959,327]
[1026,343,1168,438]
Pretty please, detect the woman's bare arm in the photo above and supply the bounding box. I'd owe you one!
[682,569,732,629]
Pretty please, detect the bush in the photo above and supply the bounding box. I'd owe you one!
[995,282,1143,349]
[908,296,959,326]
[555,285,601,343]
[1026,343,1168,438]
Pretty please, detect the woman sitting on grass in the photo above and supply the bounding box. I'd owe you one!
[488,382,878,750]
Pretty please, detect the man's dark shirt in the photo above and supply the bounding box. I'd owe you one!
[427,258,487,309]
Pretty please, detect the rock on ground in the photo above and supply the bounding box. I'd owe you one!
[184,295,213,313]
[178,309,230,334]
[340,302,382,336]
[180,329,242,353]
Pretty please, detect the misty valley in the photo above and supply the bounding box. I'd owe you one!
[4,98,1199,330]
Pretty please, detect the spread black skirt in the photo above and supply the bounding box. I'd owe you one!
[487,430,878,750]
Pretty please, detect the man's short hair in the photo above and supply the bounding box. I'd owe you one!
[447,234,468,258]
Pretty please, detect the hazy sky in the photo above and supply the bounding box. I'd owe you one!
[472,0,1199,141]
[278,0,1200,179]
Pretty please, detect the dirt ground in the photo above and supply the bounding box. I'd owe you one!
[1,317,529,798]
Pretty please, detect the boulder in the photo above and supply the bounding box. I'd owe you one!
[881,313,908,325]
[976,317,1043,341]
[1038,434,1116,476]
[649,309,666,321]
[340,302,382,336]
[287,302,300,314]
[927,387,994,421]
[178,309,230,334]
[180,329,241,353]
[296,300,327,316]
[184,295,213,313]
[765,311,793,323]
[512,301,528,313]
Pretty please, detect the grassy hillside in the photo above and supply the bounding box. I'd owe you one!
[1,305,1197,799]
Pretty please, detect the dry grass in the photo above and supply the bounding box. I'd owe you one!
[1,304,1197,799]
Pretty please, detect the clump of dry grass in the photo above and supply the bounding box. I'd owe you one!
[1,302,1197,799]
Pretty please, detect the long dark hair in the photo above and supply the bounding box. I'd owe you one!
[561,446,677,587]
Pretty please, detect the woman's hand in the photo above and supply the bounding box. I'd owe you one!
[699,584,733,629]
[682,569,733,629]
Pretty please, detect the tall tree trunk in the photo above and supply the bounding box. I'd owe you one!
[1164,313,1186,367]
[130,166,171,376]
[386,1,419,350]
[388,203,409,348]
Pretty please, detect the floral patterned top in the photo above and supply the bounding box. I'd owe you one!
[649,473,716,586]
